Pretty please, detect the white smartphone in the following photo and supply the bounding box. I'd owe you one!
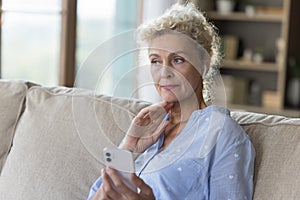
[103,147,137,192]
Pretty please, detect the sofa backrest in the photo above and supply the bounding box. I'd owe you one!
[231,111,300,199]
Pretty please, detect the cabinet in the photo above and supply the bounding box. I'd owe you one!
[199,0,300,117]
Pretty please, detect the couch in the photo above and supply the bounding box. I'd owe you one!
[0,80,299,200]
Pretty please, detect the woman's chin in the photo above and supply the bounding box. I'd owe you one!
[161,96,179,103]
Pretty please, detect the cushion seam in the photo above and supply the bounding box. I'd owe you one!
[239,122,300,127]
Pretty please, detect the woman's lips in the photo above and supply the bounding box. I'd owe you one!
[161,84,178,90]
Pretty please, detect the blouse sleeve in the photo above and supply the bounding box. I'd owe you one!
[209,130,255,200]
[87,176,102,200]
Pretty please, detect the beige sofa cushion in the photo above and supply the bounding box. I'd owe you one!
[232,111,300,200]
[0,86,149,200]
[0,80,29,172]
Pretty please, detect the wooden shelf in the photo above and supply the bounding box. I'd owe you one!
[207,11,283,23]
[221,60,279,72]
[228,104,300,118]
[201,0,300,116]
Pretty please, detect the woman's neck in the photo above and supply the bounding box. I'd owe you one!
[169,98,206,124]
[160,98,206,150]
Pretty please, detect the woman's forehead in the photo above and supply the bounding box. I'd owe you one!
[149,34,191,52]
[148,33,208,58]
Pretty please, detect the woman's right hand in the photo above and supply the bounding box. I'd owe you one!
[119,101,173,153]
[92,167,155,200]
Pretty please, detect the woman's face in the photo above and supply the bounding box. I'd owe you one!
[149,34,204,103]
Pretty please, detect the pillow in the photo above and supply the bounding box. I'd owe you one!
[0,86,149,200]
[0,80,33,172]
[232,111,300,199]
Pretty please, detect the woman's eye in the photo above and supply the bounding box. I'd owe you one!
[151,59,160,65]
[174,57,184,64]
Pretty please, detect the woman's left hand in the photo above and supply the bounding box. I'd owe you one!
[120,101,173,154]
[92,167,155,200]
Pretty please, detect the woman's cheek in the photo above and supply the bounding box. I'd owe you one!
[151,68,161,83]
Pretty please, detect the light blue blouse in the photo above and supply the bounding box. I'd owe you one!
[87,105,255,200]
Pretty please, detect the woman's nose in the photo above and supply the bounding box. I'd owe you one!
[160,63,174,78]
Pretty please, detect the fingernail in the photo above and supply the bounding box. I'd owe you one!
[106,166,111,173]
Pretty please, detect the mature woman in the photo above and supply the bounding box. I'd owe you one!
[88,3,255,200]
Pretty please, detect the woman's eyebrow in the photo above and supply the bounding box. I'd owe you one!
[148,51,189,58]
[169,51,190,59]
[148,53,160,58]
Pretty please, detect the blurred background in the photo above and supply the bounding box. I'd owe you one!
[0,0,299,117]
